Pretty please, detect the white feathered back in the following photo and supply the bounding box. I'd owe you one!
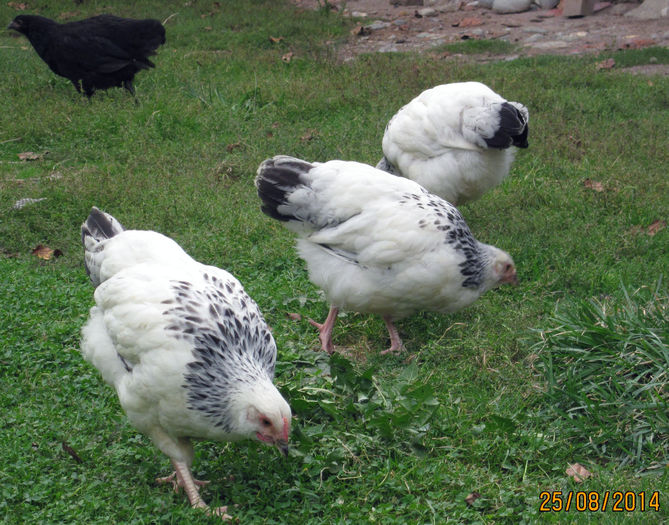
[378,82,529,204]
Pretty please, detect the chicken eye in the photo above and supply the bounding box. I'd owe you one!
[261,418,271,427]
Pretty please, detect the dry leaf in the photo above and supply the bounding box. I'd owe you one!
[300,129,319,142]
[31,244,63,260]
[286,312,302,321]
[62,442,83,464]
[465,492,481,505]
[621,38,656,50]
[350,24,371,36]
[18,151,45,161]
[566,463,592,482]
[8,2,28,10]
[204,26,212,31]
[281,52,293,63]
[432,51,452,60]
[269,36,284,43]
[226,142,242,152]
[583,179,604,192]
[647,220,666,236]
[457,17,484,28]
[596,58,615,70]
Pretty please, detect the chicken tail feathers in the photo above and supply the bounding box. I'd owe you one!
[82,207,124,244]
[81,207,125,285]
[484,102,529,149]
[255,156,314,222]
[376,156,399,175]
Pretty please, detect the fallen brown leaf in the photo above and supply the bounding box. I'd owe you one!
[18,151,45,161]
[8,2,28,10]
[583,179,604,192]
[300,129,319,142]
[31,245,63,260]
[226,142,242,152]
[281,51,293,63]
[286,312,302,321]
[647,220,666,236]
[596,58,615,70]
[432,51,452,60]
[269,36,284,43]
[457,17,484,28]
[350,24,372,36]
[465,492,481,505]
[566,463,592,483]
[621,38,656,50]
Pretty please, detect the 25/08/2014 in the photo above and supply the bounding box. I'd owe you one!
[539,491,661,512]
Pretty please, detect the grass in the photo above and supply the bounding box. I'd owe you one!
[1,0,668,523]
[533,281,668,469]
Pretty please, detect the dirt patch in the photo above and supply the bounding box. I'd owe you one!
[292,0,669,66]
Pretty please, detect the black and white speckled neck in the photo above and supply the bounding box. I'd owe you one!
[399,190,486,289]
[162,273,277,432]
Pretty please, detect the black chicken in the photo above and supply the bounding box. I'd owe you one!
[8,14,165,97]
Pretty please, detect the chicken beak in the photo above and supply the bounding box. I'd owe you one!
[277,440,290,457]
[502,269,518,286]
[8,21,19,31]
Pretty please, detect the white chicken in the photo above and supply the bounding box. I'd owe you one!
[377,82,529,205]
[255,156,518,354]
[79,207,291,518]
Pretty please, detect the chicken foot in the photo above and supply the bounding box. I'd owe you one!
[157,459,231,520]
[307,306,338,354]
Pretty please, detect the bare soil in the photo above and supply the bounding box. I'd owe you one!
[292,0,669,74]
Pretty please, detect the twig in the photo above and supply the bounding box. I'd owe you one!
[162,13,178,25]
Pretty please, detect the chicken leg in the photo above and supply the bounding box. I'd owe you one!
[307,306,338,354]
[379,315,404,355]
[157,459,231,520]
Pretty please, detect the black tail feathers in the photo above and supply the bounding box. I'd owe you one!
[484,102,529,149]
[255,156,313,222]
[81,207,125,246]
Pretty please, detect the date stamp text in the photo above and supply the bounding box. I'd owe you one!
[539,491,661,512]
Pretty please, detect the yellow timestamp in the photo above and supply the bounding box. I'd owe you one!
[539,491,661,512]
